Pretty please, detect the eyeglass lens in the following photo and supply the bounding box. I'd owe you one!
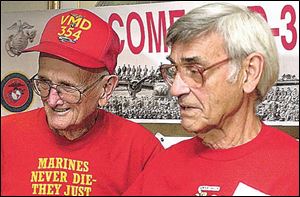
[31,79,81,104]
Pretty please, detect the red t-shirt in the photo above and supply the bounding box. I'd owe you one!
[1,108,164,196]
[124,123,299,196]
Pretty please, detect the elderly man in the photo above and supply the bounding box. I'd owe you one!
[124,2,299,196]
[1,9,163,196]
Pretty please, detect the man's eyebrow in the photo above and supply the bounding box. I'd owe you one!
[166,55,208,65]
[37,75,76,86]
[181,56,207,64]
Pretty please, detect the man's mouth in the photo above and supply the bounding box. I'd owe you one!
[180,104,194,110]
[52,108,70,113]
[180,105,195,113]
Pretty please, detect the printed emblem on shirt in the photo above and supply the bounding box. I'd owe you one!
[195,185,220,196]
[31,157,96,196]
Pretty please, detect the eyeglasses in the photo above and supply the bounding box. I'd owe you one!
[160,57,231,88]
[29,74,107,104]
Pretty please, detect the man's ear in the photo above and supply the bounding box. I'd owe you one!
[242,52,264,93]
[98,75,119,107]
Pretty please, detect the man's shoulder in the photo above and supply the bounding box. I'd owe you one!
[263,124,298,143]
[104,110,144,127]
[262,124,299,154]
[100,110,164,149]
[2,108,44,123]
[101,110,154,135]
[1,108,45,138]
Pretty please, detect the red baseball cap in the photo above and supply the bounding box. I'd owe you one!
[22,9,120,74]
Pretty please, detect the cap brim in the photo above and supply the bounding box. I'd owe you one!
[23,42,113,73]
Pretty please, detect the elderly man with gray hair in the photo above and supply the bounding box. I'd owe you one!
[124,2,299,196]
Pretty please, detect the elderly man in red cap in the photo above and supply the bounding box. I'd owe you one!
[1,9,163,196]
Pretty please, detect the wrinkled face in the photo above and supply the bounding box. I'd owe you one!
[169,33,245,134]
[38,55,105,131]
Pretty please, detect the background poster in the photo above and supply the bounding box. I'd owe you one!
[1,1,299,126]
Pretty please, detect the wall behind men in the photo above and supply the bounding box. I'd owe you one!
[1,1,298,139]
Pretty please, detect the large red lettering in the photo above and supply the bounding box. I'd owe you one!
[108,13,125,53]
[281,5,297,50]
[146,11,167,53]
[169,10,185,28]
[248,6,279,36]
[127,12,145,54]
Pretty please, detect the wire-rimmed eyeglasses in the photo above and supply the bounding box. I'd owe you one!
[160,57,231,88]
[29,74,107,104]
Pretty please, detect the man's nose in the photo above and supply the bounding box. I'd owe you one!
[46,87,63,106]
[169,73,190,97]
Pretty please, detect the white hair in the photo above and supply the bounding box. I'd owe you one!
[167,2,279,103]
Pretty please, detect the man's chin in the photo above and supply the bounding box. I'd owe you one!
[181,121,198,133]
[181,120,208,134]
[47,122,69,131]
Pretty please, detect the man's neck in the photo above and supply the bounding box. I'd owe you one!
[197,95,262,149]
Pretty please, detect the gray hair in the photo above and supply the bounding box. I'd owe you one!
[166,2,279,103]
